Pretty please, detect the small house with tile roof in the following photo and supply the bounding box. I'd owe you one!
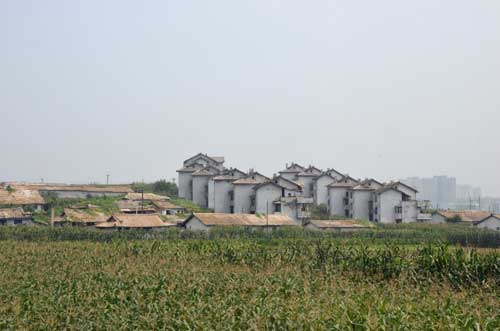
[474,214,500,231]
[0,208,34,226]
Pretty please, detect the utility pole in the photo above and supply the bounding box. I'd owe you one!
[266,201,269,227]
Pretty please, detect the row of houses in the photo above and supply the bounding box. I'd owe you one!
[176,153,431,224]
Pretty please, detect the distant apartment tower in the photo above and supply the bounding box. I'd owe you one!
[402,176,457,209]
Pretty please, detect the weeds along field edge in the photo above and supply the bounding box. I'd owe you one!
[0,224,499,248]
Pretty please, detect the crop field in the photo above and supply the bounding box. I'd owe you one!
[0,226,499,330]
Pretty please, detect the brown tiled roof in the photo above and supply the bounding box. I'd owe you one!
[152,200,185,210]
[12,184,133,193]
[352,184,375,191]
[0,207,27,219]
[61,208,109,224]
[191,166,220,177]
[438,210,492,222]
[308,220,371,229]
[117,200,156,212]
[328,181,357,188]
[125,193,169,201]
[96,214,175,228]
[187,213,298,227]
[0,188,45,205]
[233,178,261,185]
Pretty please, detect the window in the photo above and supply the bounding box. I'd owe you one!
[275,204,281,212]
[395,207,402,214]
[230,206,234,213]
[14,219,23,225]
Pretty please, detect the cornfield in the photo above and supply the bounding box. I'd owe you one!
[0,227,499,330]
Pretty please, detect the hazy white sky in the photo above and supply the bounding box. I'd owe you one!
[1,1,499,195]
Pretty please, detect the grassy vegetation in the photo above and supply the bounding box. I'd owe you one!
[0,229,498,330]
[33,194,123,224]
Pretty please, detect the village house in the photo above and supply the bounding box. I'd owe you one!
[96,214,176,231]
[125,192,169,201]
[0,186,45,211]
[430,210,492,224]
[183,213,298,232]
[117,199,156,214]
[0,208,34,226]
[152,200,186,215]
[10,183,133,199]
[474,214,500,231]
[305,219,371,232]
[53,207,109,227]
[371,185,419,224]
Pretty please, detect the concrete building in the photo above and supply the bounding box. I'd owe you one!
[177,163,204,200]
[177,153,225,200]
[278,163,305,181]
[232,172,270,214]
[191,166,221,208]
[208,168,247,212]
[313,169,345,206]
[402,176,456,209]
[272,175,303,194]
[296,166,322,198]
[371,186,419,224]
[349,184,375,220]
[327,177,359,217]
[252,181,301,215]
[276,196,313,224]
[474,214,500,231]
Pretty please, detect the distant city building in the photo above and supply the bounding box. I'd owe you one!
[402,176,457,209]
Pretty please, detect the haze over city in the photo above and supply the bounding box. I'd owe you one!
[2,0,499,196]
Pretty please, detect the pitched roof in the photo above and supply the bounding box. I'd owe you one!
[387,181,418,193]
[312,173,337,182]
[61,208,109,224]
[183,153,224,165]
[185,213,298,227]
[233,178,261,185]
[96,214,175,228]
[273,176,303,191]
[176,164,204,173]
[307,220,370,229]
[352,184,375,191]
[253,181,284,191]
[152,200,185,210]
[191,166,221,177]
[0,188,45,205]
[279,162,306,173]
[125,192,169,201]
[0,207,28,219]
[327,177,359,188]
[437,210,492,222]
[117,200,156,212]
[475,214,500,225]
